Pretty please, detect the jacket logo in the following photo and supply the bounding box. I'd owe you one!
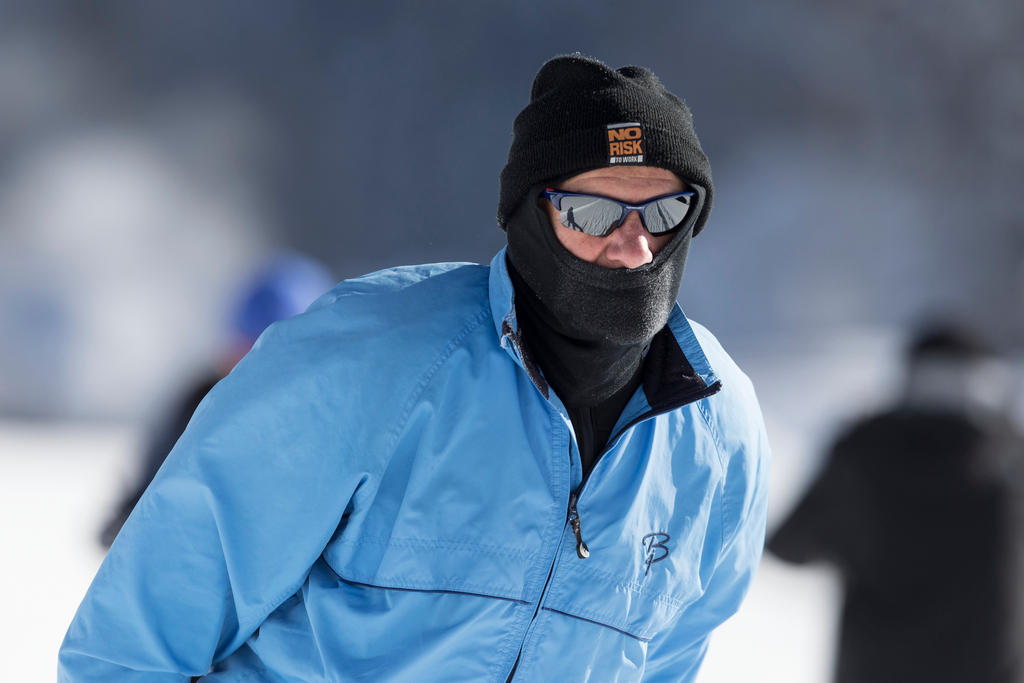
[607,123,644,165]
[641,532,670,576]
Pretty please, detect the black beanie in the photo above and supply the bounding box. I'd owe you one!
[498,54,714,235]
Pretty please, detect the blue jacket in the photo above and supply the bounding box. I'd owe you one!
[59,249,770,682]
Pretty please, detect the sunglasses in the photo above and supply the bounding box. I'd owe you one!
[541,188,697,237]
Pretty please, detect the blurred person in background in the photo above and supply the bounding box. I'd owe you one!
[769,323,1024,683]
[59,54,769,682]
[99,252,334,547]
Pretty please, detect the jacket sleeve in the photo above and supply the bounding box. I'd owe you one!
[58,320,374,681]
[641,396,771,682]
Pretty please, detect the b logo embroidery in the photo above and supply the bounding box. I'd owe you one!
[607,123,644,165]
[641,532,670,576]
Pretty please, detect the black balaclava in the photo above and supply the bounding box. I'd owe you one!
[499,54,713,409]
[505,185,701,406]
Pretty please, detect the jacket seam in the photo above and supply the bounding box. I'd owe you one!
[540,600,668,641]
[332,535,533,559]
[696,399,727,471]
[380,304,492,465]
[325,566,530,604]
[696,397,738,555]
[506,403,573,682]
[549,564,691,609]
[334,574,522,599]
[541,607,654,642]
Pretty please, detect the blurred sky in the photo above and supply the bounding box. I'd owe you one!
[0,0,1022,421]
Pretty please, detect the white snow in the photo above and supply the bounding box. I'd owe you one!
[0,423,131,681]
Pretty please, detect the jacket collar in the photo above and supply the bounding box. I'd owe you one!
[488,247,721,411]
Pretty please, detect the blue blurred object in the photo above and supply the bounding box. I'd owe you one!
[232,253,335,346]
[98,252,334,549]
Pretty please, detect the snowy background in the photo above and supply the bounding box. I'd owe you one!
[1,1,1022,680]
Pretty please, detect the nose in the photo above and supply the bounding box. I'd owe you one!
[603,212,656,268]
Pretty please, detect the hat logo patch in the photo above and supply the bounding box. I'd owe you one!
[607,122,644,164]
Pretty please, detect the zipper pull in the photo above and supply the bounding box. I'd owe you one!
[567,492,590,559]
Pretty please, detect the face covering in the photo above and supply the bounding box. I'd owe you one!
[505,185,701,407]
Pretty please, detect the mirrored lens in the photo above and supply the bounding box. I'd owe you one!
[559,196,622,236]
[643,195,692,234]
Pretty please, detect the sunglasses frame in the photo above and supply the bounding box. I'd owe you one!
[541,188,697,237]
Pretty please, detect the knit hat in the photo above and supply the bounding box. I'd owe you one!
[498,54,714,235]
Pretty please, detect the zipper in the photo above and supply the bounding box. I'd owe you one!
[505,379,722,680]
[567,491,589,558]
[560,379,722,561]
[505,508,569,682]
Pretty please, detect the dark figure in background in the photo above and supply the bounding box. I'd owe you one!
[99,253,334,548]
[769,324,1024,683]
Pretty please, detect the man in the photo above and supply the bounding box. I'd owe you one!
[769,324,1024,683]
[60,54,770,682]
